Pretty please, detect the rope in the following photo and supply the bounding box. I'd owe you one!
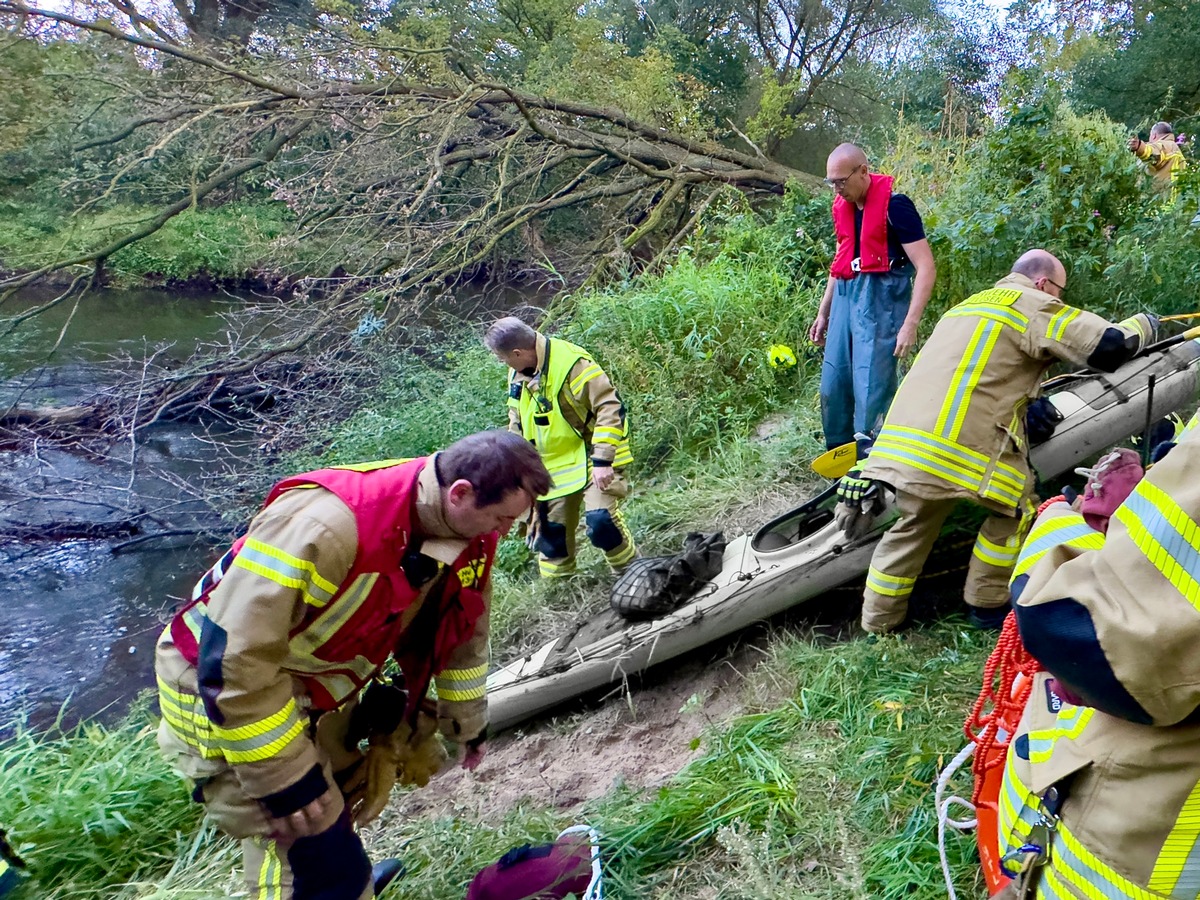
[557,825,604,900]
[1037,494,1067,516]
[963,613,1042,804]
[938,616,1042,898]
[936,741,979,900]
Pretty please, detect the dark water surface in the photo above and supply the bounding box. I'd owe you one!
[1,286,248,734]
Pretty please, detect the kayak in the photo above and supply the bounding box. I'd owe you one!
[486,338,1200,731]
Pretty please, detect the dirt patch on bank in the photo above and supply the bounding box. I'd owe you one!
[390,639,774,823]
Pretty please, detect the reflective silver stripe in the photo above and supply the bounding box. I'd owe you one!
[290,573,378,658]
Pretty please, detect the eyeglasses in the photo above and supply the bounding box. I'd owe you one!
[824,165,864,190]
[1042,277,1067,295]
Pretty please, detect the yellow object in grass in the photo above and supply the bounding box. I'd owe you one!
[767,344,797,368]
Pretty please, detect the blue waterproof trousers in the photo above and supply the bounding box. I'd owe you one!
[820,268,913,452]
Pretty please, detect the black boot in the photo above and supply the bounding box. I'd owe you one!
[967,603,1010,631]
[372,858,406,896]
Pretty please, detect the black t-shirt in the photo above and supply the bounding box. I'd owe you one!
[852,193,926,268]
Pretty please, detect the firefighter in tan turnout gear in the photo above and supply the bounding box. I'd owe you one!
[994,411,1200,898]
[840,249,1157,633]
[485,317,637,578]
[155,431,551,900]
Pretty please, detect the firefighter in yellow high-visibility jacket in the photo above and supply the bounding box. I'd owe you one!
[1128,121,1187,193]
[485,317,636,578]
[993,410,1200,899]
[843,249,1156,633]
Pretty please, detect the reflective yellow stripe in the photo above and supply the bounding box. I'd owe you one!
[181,606,205,644]
[1182,411,1200,438]
[538,557,576,577]
[1114,479,1200,608]
[973,532,1020,568]
[547,460,588,496]
[1013,512,1105,580]
[1000,750,1173,900]
[290,573,379,659]
[1026,704,1093,764]
[439,664,487,681]
[593,426,626,443]
[569,363,603,394]
[437,664,489,700]
[253,837,284,900]
[1118,315,1152,345]
[211,698,307,764]
[874,425,1025,508]
[233,537,339,608]
[1149,778,1200,895]
[866,566,916,598]
[944,304,1029,333]
[606,542,637,568]
[937,319,1003,441]
[157,677,223,759]
[330,458,412,472]
[1046,306,1082,343]
[611,444,634,467]
[437,685,487,701]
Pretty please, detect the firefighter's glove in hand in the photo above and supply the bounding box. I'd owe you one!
[344,740,401,828]
[836,463,873,506]
[834,464,885,540]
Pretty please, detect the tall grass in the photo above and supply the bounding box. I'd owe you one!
[0,697,236,899]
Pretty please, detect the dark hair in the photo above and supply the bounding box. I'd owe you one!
[439,430,551,506]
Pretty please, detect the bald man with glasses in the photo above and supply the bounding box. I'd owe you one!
[809,143,937,458]
[841,249,1158,634]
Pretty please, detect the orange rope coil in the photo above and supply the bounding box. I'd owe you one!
[964,613,1043,804]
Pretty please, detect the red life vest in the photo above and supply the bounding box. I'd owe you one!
[169,458,497,717]
[829,173,894,280]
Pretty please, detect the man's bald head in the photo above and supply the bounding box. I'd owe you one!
[1011,249,1067,297]
[825,143,872,204]
[827,143,868,170]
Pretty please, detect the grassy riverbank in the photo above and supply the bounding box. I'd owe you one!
[0,180,995,899]
[5,105,1200,899]
[0,623,991,900]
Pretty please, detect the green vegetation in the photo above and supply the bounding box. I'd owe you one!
[1,624,991,899]
[0,202,296,284]
[4,0,1200,897]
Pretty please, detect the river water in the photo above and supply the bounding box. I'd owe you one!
[0,286,250,734]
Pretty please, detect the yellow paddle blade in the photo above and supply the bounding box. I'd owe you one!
[811,442,858,479]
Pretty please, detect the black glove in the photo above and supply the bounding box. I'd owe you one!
[1025,396,1063,446]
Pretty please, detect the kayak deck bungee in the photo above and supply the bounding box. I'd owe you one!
[486,338,1200,732]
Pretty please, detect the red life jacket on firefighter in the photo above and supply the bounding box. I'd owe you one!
[168,458,497,720]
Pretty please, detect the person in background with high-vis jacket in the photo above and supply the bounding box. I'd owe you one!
[808,142,937,457]
[842,249,1157,634]
[485,317,637,579]
[994,411,1200,899]
[1128,121,1187,193]
[155,431,552,900]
